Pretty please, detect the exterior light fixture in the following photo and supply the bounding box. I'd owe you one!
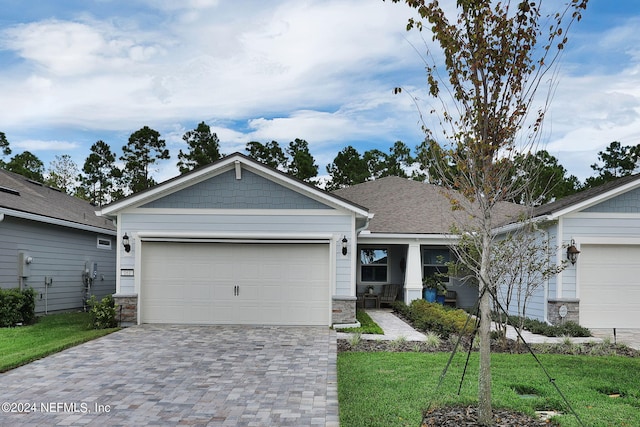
[341,236,348,256]
[567,239,580,265]
[123,233,131,253]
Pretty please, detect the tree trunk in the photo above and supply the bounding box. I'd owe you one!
[478,232,493,425]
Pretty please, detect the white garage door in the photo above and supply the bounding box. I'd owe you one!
[140,242,330,325]
[579,244,640,328]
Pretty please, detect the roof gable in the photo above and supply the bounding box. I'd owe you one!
[140,168,331,210]
[533,173,640,218]
[0,168,115,233]
[100,153,369,217]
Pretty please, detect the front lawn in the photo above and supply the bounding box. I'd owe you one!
[338,351,640,427]
[337,309,384,334]
[0,312,119,372]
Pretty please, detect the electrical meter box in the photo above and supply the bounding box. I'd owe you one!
[18,252,32,278]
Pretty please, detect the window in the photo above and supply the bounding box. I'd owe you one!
[97,237,112,250]
[423,248,450,282]
[360,248,388,282]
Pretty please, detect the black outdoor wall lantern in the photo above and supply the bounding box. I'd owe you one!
[123,233,131,253]
[567,239,580,265]
[341,236,348,256]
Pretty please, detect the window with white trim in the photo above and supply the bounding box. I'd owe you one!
[422,248,450,282]
[97,237,112,250]
[360,248,388,282]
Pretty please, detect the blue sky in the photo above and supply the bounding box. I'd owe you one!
[1,0,639,185]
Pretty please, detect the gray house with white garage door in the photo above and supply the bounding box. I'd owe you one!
[99,153,370,326]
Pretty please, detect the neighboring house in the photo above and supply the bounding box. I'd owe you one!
[512,174,640,329]
[0,169,117,314]
[99,153,370,326]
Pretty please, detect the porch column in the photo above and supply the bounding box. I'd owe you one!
[404,242,422,303]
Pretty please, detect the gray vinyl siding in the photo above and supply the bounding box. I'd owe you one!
[141,169,331,210]
[583,187,640,213]
[0,216,116,314]
[559,215,640,299]
[494,227,557,322]
[119,212,354,296]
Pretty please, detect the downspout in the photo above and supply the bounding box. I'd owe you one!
[356,214,372,235]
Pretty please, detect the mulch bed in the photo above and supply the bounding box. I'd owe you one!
[421,405,552,426]
[338,311,639,426]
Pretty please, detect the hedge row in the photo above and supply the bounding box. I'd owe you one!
[0,288,36,327]
[393,299,475,338]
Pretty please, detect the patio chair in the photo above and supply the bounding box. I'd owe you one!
[379,284,401,307]
[444,290,457,307]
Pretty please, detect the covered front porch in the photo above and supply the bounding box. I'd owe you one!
[354,235,478,310]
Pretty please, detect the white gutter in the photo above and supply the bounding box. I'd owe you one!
[357,232,459,240]
[491,214,553,235]
[0,207,116,235]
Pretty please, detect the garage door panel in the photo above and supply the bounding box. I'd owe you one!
[579,244,640,328]
[141,242,330,325]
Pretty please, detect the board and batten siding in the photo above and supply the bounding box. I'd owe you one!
[117,211,354,296]
[0,216,116,313]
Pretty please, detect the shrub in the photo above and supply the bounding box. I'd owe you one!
[500,314,591,337]
[87,295,117,329]
[398,299,475,338]
[19,288,36,325]
[0,287,36,327]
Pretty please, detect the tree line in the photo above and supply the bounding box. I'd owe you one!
[0,125,637,206]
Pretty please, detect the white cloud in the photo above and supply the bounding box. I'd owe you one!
[2,0,640,184]
[2,19,166,77]
[14,139,79,152]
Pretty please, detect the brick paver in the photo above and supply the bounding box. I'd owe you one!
[0,325,339,426]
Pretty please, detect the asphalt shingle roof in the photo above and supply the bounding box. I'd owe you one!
[332,176,524,234]
[0,169,115,232]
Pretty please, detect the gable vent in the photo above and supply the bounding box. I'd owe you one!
[0,186,20,196]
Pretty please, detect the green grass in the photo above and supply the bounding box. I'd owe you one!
[338,310,384,334]
[338,352,640,427]
[0,312,119,372]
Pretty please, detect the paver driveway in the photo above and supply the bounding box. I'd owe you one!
[0,325,339,426]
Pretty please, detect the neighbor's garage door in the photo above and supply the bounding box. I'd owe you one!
[579,244,640,328]
[140,242,330,325]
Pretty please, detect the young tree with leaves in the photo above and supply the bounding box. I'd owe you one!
[389,0,588,423]
[80,141,122,205]
[177,121,222,174]
[46,154,79,194]
[120,126,170,194]
[5,151,45,181]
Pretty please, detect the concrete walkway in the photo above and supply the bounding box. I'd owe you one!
[336,308,426,341]
[338,309,640,350]
[0,325,339,426]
